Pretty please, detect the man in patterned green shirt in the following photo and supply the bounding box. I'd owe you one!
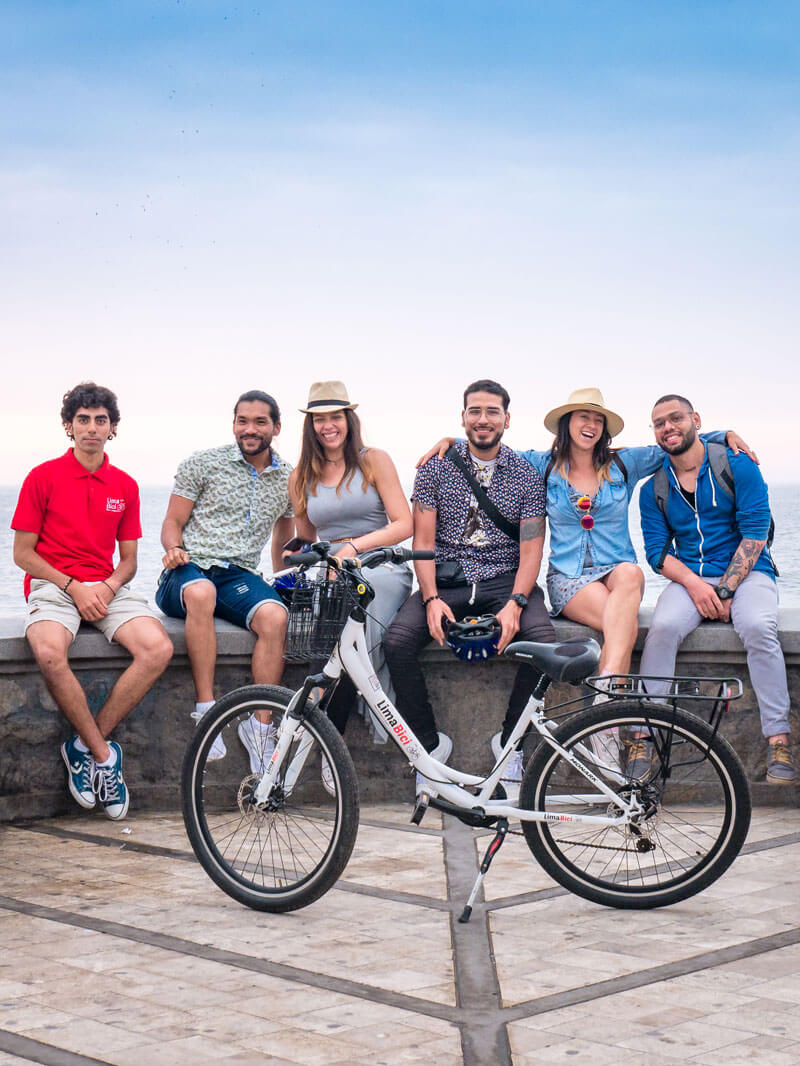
[156,390,294,767]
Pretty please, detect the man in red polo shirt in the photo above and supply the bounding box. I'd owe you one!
[12,383,173,819]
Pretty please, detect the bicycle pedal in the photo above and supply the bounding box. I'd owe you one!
[411,792,430,825]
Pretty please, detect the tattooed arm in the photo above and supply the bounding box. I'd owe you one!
[496,515,546,652]
[720,538,767,593]
[715,538,767,621]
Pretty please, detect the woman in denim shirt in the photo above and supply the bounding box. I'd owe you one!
[520,388,745,681]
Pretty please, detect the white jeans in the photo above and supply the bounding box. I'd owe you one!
[639,570,790,738]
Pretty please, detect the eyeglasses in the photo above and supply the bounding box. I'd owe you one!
[576,495,595,530]
[651,412,691,431]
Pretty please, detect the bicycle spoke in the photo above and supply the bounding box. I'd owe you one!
[521,701,750,908]
[182,686,359,911]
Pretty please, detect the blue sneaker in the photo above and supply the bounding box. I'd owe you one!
[93,742,129,820]
[61,736,96,809]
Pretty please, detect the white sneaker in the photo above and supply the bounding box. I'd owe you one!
[590,728,621,773]
[321,755,335,796]
[237,715,277,774]
[191,706,226,760]
[592,675,617,705]
[491,732,523,802]
[416,733,453,797]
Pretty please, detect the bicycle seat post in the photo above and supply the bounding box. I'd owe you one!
[458,817,509,924]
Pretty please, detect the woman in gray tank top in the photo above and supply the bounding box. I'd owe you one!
[289,381,413,790]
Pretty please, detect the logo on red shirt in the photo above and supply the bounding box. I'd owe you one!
[106,498,126,513]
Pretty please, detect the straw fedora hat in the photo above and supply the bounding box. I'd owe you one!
[543,387,624,438]
[299,381,358,415]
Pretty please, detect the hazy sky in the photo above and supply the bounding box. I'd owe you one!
[2,1,798,488]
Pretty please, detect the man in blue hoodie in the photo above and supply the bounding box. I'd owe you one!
[639,394,793,784]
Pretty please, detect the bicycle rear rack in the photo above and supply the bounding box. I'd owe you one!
[585,674,742,763]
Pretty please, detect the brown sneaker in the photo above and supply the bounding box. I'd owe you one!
[623,738,658,782]
[766,742,796,784]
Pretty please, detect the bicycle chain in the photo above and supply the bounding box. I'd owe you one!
[508,826,643,854]
[553,837,646,853]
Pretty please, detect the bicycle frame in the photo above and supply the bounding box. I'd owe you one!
[254,612,643,829]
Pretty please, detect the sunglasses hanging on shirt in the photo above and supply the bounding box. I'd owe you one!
[576,495,595,530]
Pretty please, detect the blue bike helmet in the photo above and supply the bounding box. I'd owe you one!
[444,615,502,662]
[273,570,306,606]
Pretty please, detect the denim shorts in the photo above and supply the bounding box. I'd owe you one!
[156,563,285,631]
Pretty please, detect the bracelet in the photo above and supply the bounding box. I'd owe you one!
[422,594,440,608]
[347,541,358,554]
[62,577,73,593]
[102,580,117,595]
[168,545,184,552]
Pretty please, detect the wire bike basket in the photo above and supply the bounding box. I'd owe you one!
[284,574,353,663]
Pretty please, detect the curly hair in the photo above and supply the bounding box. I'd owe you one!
[61,382,121,438]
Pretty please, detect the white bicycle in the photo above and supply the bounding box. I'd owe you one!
[182,543,752,917]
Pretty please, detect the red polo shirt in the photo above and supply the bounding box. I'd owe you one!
[11,450,143,599]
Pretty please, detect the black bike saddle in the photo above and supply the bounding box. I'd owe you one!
[503,638,601,683]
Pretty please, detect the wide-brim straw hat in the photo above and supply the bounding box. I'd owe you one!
[543,387,624,438]
[299,380,358,415]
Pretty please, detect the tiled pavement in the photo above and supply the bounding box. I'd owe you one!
[0,803,798,1066]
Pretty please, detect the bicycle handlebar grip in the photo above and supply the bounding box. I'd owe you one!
[410,550,435,560]
[284,550,322,567]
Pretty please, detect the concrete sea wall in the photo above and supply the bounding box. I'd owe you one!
[1,609,798,820]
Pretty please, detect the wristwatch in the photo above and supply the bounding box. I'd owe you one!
[509,593,529,609]
[716,584,735,601]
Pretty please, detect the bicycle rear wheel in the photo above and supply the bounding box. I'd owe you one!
[182,684,359,912]
[520,701,751,908]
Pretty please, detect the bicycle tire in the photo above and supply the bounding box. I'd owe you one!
[182,684,360,912]
[520,701,751,908]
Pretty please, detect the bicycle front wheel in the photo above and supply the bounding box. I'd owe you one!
[520,701,751,908]
[182,684,359,912]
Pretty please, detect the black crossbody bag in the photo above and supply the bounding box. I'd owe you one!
[434,447,521,587]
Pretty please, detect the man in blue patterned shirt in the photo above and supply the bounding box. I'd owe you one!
[156,390,294,768]
[384,380,554,795]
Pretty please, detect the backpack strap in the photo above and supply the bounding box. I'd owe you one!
[444,446,520,543]
[545,452,628,485]
[705,442,735,501]
[652,466,674,571]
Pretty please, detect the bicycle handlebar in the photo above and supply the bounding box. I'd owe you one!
[282,542,435,570]
[356,546,435,569]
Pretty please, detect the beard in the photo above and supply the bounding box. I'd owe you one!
[236,434,272,457]
[660,424,697,455]
[465,426,504,454]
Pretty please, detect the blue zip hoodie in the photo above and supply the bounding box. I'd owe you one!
[639,445,775,580]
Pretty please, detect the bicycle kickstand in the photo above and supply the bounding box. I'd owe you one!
[459,818,509,924]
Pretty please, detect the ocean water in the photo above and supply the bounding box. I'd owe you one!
[1,482,798,617]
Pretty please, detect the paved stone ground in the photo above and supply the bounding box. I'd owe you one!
[0,803,798,1066]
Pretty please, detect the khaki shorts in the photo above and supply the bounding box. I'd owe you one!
[26,579,159,643]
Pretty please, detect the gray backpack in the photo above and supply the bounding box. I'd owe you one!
[652,442,777,573]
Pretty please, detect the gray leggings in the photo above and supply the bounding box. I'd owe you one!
[639,570,790,738]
